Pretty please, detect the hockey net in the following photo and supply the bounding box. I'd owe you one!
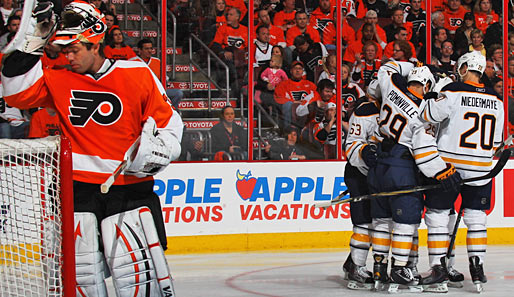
[0,136,74,296]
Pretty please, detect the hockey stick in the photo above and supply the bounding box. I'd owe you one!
[495,134,513,157]
[316,149,512,208]
[100,160,128,194]
[313,190,349,208]
[100,137,141,194]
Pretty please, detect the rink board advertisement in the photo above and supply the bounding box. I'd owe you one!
[155,160,514,253]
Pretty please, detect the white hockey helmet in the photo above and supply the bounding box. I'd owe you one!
[457,51,486,76]
[407,66,435,92]
[53,1,106,46]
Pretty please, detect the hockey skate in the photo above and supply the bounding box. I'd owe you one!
[420,264,449,293]
[388,259,423,294]
[342,254,352,280]
[469,256,487,293]
[372,254,389,291]
[447,266,464,288]
[347,260,374,290]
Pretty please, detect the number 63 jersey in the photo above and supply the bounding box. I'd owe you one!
[420,81,504,186]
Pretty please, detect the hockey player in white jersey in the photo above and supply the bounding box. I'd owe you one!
[419,51,504,293]
[367,62,462,292]
[342,80,380,290]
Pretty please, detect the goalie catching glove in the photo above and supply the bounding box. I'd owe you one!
[124,117,176,178]
[435,163,462,193]
[2,1,58,55]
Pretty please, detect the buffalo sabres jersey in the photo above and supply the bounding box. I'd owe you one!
[377,61,447,178]
[420,81,504,186]
[345,100,380,175]
[2,58,183,185]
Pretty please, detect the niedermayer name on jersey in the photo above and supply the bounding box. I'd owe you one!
[461,96,499,110]
[386,89,418,118]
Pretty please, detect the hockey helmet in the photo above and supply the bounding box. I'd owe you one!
[53,1,106,46]
[457,51,486,76]
[367,79,381,100]
[407,66,435,92]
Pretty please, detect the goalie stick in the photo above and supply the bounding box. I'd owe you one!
[315,149,512,208]
[100,137,141,193]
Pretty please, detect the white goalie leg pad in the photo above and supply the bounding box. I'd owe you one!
[101,207,176,297]
[75,212,108,297]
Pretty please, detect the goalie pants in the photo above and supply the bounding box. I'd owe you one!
[73,180,168,250]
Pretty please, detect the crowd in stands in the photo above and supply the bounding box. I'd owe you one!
[2,0,513,161]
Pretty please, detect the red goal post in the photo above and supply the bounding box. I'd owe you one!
[0,136,74,296]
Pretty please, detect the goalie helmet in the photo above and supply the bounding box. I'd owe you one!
[457,51,486,76]
[53,1,106,46]
[407,66,435,92]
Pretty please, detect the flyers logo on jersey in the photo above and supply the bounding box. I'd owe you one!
[69,91,123,127]
[227,36,245,48]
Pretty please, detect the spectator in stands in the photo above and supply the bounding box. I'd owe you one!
[351,41,381,88]
[473,0,498,34]
[443,0,468,36]
[509,56,514,96]
[431,27,447,61]
[318,53,336,83]
[131,39,184,109]
[509,32,514,57]
[362,0,388,18]
[292,34,327,82]
[273,0,296,31]
[454,12,476,56]
[286,11,321,48]
[461,0,475,11]
[488,43,503,74]
[253,25,273,68]
[491,76,502,98]
[0,14,18,49]
[28,108,61,138]
[210,105,248,158]
[469,28,486,56]
[405,0,426,46]
[309,0,334,38]
[256,8,287,48]
[482,59,496,88]
[431,10,445,30]
[0,0,14,25]
[436,40,457,76]
[274,60,317,129]
[202,0,227,45]
[0,97,28,139]
[342,0,367,18]
[296,78,336,125]
[268,126,307,160]
[90,0,115,15]
[391,39,413,61]
[104,27,137,60]
[103,11,118,46]
[296,0,321,15]
[255,54,288,114]
[210,7,248,94]
[225,0,247,21]
[322,8,355,51]
[41,42,70,69]
[484,13,505,49]
[343,23,383,65]
[313,102,338,159]
[383,26,417,60]
[355,10,387,48]
[383,7,413,43]
[341,63,365,122]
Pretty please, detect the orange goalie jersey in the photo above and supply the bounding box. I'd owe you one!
[2,59,183,185]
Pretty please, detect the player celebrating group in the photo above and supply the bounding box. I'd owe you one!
[2,1,182,296]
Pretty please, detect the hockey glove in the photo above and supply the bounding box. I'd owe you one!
[360,144,378,168]
[125,117,175,178]
[3,1,58,55]
[435,163,462,193]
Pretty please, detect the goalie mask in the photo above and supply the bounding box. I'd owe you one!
[53,1,106,46]
[407,66,435,93]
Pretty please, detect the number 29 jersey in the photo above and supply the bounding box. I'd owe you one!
[420,81,504,186]
[376,61,447,178]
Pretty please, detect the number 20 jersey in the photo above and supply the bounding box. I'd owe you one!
[420,81,504,186]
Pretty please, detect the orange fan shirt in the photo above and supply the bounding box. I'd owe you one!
[212,23,249,49]
[474,11,499,34]
[104,45,137,60]
[131,56,162,80]
[285,25,321,47]
[273,10,296,29]
[28,108,61,138]
[443,6,468,34]
[274,79,317,105]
